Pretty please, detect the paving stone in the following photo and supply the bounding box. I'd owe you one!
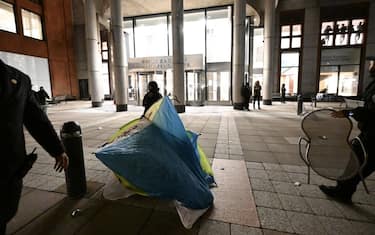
[230,224,262,235]
[278,194,312,213]
[54,181,104,199]
[334,202,375,223]
[243,151,278,164]
[77,202,153,235]
[256,207,294,233]
[198,219,230,235]
[263,163,283,171]
[266,171,290,182]
[287,211,327,235]
[215,153,230,159]
[281,164,307,173]
[350,220,375,235]
[352,192,375,206]
[139,210,199,235]
[247,169,269,179]
[298,184,329,199]
[262,229,294,235]
[246,162,264,170]
[287,172,308,184]
[253,191,282,209]
[271,181,300,196]
[305,197,344,217]
[249,178,275,192]
[317,216,356,235]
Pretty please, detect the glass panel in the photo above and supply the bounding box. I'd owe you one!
[253,28,264,69]
[337,20,349,34]
[207,72,218,101]
[350,19,365,45]
[291,37,301,48]
[0,1,16,33]
[166,69,173,96]
[321,22,334,34]
[335,34,348,46]
[102,51,108,60]
[128,75,136,101]
[153,72,165,96]
[206,7,232,62]
[21,9,43,40]
[102,41,108,50]
[338,65,359,96]
[281,25,290,37]
[281,52,299,67]
[321,48,361,66]
[280,67,299,96]
[280,52,299,96]
[292,24,301,36]
[184,11,205,56]
[319,66,339,94]
[135,16,168,57]
[101,63,110,95]
[281,38,290,49]
[321,35,333,46]
[124,20,135,58]
[220,72,230,101]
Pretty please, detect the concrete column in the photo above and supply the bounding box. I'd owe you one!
[262,0,276,105]
[301,2,320,96]
[85,0,104,107]
[172,0,185,113]
[364,2,375,89]
[232,0,246,110]
[111,0,128,111]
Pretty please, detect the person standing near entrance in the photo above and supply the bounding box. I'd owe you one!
[0,60,69,235]
[241,82,251,111]
[281,83,286,103]
[253,80,262,110]
[319,56,375,203]
[142,81,163,117]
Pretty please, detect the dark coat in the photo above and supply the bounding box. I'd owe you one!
[142,91,162,115]
[0,60,64,184]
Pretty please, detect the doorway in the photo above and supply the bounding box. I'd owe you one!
[136,72,166,105]
[185,71,204,106]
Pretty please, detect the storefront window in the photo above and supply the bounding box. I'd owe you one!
[280,24,302,49]
[0,1,16,33]
[206,7,232,62]
[135,16,168,57]
[184,11,205,56]
[321,19,365,47]
[252,28,264,87]
[280,52,299,96]
[124,20,134,58]
[319,48,360,96]
[21,9,43,40]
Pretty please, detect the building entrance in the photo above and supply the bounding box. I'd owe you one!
[185,71,204,106]
[133,72,166,106]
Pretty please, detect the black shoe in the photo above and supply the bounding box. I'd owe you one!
[319,185,352,203]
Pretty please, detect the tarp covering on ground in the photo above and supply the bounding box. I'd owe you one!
[95,97,214,211]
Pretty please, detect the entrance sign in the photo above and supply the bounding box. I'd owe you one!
[129,54,204,72]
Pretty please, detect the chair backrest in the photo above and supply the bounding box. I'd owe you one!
[301,109,360,180]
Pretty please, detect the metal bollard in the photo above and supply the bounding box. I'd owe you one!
[60,121,87,198]
[297,94,303,115]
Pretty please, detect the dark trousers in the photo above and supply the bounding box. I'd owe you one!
[337,134,375,196]
[253,96,261,109]
[0,179,23,235]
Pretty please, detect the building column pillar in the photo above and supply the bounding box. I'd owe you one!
[262,0,276,105]
[232,0,246,110]
[364,2,375,88]
[111,0,128,111]
[85,0,104,107]
[172,0,185,113]
[301,1,320,96]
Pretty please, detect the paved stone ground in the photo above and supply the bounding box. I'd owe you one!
[5,100,375,235]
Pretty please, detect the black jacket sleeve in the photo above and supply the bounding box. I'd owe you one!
[23,81,64,158]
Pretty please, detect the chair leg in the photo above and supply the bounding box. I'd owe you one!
[359,171,370,194]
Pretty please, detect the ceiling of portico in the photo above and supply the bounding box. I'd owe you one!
[73,0,261,25]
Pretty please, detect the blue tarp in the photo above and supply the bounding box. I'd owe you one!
[96,97,214,209]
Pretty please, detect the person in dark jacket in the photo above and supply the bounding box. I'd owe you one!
[36,86,50,113]
[253,80,262,110]
[241,82,251,111]
[142,81,162,116]
[0,60,69,234]
[281,83,286,103]
[319,56,375,203]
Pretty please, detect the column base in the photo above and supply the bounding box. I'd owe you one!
[116,104,127,112]
[233,103,243,110]
[263,99,272,105]
[92,101,103,107]
[174,104,185,113]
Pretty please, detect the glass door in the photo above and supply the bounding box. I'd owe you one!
[207,71,230,103]
[186,71,204,105]
[137,73,152,105]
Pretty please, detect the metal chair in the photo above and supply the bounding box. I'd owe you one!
[298,108,369,193]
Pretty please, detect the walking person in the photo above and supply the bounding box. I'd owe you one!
[0,60,69,235]
[319,56,375,203]
[253,80,262,110]
[36,86,50,113]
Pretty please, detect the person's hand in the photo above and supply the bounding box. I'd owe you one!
[54,152,69,172]
[331,110,346,118]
